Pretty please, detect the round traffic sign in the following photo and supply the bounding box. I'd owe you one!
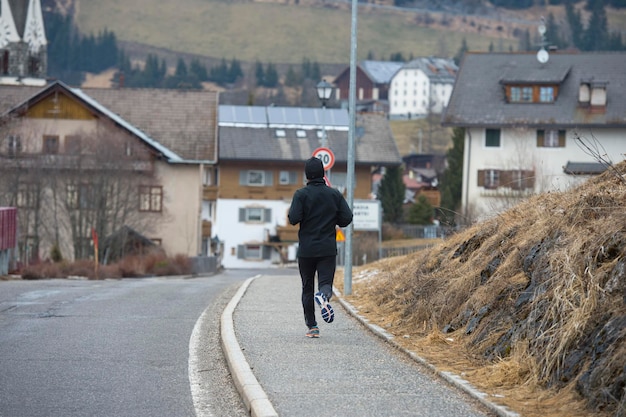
[312,147,335,170]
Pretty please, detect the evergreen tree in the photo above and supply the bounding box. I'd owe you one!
[175,58,188,77]
[228,58,243,83]
[377,166,405,224]
[389,52,405,62]
[255,61,265,87]
[453,38,469,65]
[583,0,609,50]
[438,127,464,226]
[190,59,208,81]
[284,65,300,87]
[264,63,279,87]
[407,195,433,225]
[566,2,585,49]
[310,62,321,83]
[209,59,229,85]
[545,12,567,49]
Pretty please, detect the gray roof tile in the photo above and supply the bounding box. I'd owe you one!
[219,109,401,166]
[83,87,218,161]
[442,52,626,128]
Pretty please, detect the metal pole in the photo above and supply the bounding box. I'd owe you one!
[321,103,327,148]
[344,0,358,296]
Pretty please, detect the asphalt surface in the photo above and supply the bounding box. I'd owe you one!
[223,274,520,417]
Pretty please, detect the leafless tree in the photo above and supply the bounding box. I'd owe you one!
[0,117,165,263]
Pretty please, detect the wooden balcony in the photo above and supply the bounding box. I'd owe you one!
[203,185,218,200]
[276,224,299,242]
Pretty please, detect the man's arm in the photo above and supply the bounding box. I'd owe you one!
[288,192,303,225]
[336,195,353,228]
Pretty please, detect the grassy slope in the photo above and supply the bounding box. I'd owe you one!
[75,0,518,64]
[336,161,626,417]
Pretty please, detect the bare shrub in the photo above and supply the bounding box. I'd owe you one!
[382,223,405,240]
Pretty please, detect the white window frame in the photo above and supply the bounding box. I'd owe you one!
[246,207,264,222]
[279,170,290,185]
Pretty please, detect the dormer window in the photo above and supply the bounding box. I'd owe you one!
[507,85,557,103]
[539,87,555,103]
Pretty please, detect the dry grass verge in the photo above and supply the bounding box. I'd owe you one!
[20,252,192,280]
[336,161,626,417]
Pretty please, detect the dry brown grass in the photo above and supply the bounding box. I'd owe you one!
[19,252,193,280]
[336,161,626,417]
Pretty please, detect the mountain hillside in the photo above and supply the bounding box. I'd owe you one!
[71,0,540,65]
[337,160,626,417]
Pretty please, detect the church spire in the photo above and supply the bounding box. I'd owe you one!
[0,0,21,49]
[23,0,47,53]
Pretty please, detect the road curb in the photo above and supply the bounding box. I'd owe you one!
[334,288,520,417]
[220,276,278,417]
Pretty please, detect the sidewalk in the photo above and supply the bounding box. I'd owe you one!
[221,274,518,417]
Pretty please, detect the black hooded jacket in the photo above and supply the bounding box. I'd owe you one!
[288,177,353,258]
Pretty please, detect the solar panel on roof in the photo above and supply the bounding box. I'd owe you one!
[219,105,349,129]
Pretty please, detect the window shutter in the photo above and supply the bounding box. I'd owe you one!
[239,208,245,222]
[524,170,535,189]
[477,170,485,187]
[289,172,297,184]
[265,171,273,186]
[263,208,272,223]
[536,130,544,147]
[262,245,272,259]
[239,171,248,185]
[501,170,513,189]
[237,245,244,259]
[558,130,566,147]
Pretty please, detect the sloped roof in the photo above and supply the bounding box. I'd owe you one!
[442,52,626,128]
[360,61,404,84]
[0,82,219,162]
[219,108,401,166]
[401,57,458,83]
[84,87,218,162]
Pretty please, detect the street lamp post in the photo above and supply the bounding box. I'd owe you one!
[316,80,334,149]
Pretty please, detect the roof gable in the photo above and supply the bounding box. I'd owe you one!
[1,81,220,163]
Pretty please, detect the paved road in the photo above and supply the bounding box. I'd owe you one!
[0,269,282,417]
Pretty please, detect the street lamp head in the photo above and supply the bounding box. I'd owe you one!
[316,79,334,104]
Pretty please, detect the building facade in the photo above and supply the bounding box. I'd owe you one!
[389,57,457,119]
[215,105,402,269]
[0,81,218,263]
[442,52,626,221]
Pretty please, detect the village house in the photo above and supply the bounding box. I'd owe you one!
[333,60,403,113]
[442,51,626,222]
[0,81,219,264]
[388,57,458,120]
[215,104,401,269]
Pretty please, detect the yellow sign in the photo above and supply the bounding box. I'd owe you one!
[336,228,345,242]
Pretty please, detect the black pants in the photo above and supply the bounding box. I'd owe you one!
[298,255,336,328]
